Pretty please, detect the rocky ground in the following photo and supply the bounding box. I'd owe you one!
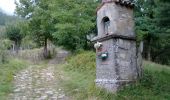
[8,50,70,100]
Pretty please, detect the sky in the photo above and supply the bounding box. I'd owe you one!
[0,0,16,15]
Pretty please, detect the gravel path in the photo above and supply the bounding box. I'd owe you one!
[8,50,70,100]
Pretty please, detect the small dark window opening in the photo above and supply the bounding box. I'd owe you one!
[103,17,110,35]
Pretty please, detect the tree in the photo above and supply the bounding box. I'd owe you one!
[135,0,170,65]
[153,0,170,64]
[15,0,53,58]
[49,0,99,51]
[157,0,170,30]
[134,0,159,61]
[15,0,36,18]
[5,22,24,52]
[16,0,99,53]
[29,0,53,58]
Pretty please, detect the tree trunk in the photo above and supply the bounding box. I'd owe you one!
[147,38,151,61]
[14,41,19,54]
[147,45,151,61]
[43,37,48,58]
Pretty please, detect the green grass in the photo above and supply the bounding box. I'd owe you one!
[60,51,170,100]
[0,59,28,99]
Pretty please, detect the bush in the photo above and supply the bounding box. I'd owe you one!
[64,51,96,74]
[0,59,28,99]
[0,39,11,64]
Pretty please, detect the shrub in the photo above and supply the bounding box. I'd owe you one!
[0,39,11,64]
[0,59,28,99]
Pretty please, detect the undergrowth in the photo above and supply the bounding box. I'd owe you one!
[0,59,28,99]
[60,51,170,100]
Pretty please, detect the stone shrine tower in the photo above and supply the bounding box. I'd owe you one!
[92,0,142,92]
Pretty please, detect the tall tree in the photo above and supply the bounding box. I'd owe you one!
[16,0,99,52]
[135,0,170,64]
[15,0,53,58]
[49,0,99,51]
[5,22,24,52]
[153,0,170,64]
[135,0,159,61]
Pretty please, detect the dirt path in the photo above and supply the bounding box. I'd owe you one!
[9,49,70,100]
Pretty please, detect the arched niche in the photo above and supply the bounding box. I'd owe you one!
[102,17,110,35]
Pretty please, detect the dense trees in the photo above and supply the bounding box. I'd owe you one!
[5,22,25,52]
[15,0,99,52]
[0,11,20,60]
[14,0,170,64]
[15,0,54,58]
[135,0,170,64]
[49,0,98,51]
[154,0,170,64]
[135,0,159,60]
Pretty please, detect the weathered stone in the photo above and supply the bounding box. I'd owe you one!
[93,1,142,93]
[58,94,65,99]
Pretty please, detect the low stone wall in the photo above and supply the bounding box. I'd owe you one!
[9,47,56,64]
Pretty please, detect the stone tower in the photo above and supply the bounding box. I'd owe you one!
[92,0,142,92]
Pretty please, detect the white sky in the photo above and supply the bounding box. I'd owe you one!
[0,0,16,15]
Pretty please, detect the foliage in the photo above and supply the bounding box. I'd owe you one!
[157,0,170,29]
[0,59,28,99]
[16,0,99,51]
[21,36,37,49]
[59,51,170,100]
[134,0,170,64]
[15,0,36,18]
[153,0,170,64]
[135,0,158,59]
[0,39,12,64]
[15,0,170,64]
[116,70,170,100]
[0,10,24,56]
[16,0,54,58]
[5,22,25,52]
[60,51,96,99]
[49,0,99,51]
[64,51,96,73]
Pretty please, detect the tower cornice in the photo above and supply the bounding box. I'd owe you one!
[96,0,135,13]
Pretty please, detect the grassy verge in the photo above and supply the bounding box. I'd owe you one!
[0,59,28,99]
[60,51,170,100]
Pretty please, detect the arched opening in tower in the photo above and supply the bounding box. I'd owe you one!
[102,17,110,35]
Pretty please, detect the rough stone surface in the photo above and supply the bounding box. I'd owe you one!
[102,0,133,3]
[94,1,142,93]
[95,39,139,92]
[8,49,70,100]
[97,3,134,38]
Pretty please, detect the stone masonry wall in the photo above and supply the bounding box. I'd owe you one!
[97,3,135,38]
[95,38,138,92]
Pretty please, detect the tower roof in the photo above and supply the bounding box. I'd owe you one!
[102,0,135,7]
[97,0,135,13]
